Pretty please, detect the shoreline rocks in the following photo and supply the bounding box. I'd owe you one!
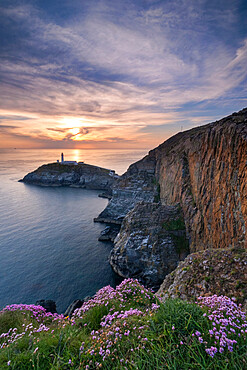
[98,225,121,242]
[20,162,119,192]
[110,202,189,290]
[64,299,84,317]
[35,299,57,314]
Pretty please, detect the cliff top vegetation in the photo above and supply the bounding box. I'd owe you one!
[0,278,246,369]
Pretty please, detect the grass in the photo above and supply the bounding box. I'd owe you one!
[163,218,186,231]
[0,280,246,369]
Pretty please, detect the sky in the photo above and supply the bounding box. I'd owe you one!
[0,0,247,149]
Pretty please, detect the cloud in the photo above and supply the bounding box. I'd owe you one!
[0,1,246,149]
[47,127,68,133]
[0,125,19,130]
[104,136,133,143]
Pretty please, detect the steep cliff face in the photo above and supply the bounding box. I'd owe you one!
[154,108,247,250]
[110,202,189,289]
[105,108,247,253]
[95,153,158,223]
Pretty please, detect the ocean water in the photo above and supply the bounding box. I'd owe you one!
[0,148,148,312]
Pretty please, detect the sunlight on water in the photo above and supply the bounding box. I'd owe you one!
[0,148,148,312]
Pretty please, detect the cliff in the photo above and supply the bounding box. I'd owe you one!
[106,108,247,285]
[154,108,247,251]
[110,202,189,290]
[94,154,158,223]
[20,162,119,192]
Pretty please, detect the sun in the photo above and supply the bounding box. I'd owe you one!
[70,127,80,136]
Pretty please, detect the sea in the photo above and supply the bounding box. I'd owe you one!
[0,148,148,313]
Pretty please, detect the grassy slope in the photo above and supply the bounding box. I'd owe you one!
[0,279,246,369]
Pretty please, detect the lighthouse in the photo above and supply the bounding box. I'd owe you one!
[61,153,64,163]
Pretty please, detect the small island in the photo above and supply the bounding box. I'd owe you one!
[19,153,119,195]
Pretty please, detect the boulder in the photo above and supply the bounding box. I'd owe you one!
[35,299,57,314]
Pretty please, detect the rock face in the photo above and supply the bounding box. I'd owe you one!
[98,225,121,242]
[107,108,247,287]
[20,162,118,192]
[94,153,158,223]
[35,299,57,314]
[110,202,189,290]
[64,299,84,317]
[157,247,247,310]
[103,108,247,251]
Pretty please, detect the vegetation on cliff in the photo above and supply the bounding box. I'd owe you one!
[1,279,246,369]
[158,247,247,310]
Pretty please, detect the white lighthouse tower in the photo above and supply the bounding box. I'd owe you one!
[61,153,64,163]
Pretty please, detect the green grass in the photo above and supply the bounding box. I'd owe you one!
[0,284,246,369]
[163,218,186,231]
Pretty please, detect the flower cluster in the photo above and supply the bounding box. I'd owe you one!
[86,318,149,364]
[75,279,158,366]
[1,304,64,322]
[195,295,247,357]
[0,304,64,349]
[73,278,154,319]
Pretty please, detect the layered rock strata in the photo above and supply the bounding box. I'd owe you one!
[94,153,158,224]
[110,202,189,290]
[154,109,247,250]
[107,108,247,286]
[20,162,119,192]
[104,108,247,252]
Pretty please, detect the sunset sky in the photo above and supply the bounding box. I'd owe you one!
[0,0,247,149]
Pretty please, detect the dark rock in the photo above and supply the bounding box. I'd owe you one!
[20,162,119,192]
[94,152,158,224]
[83,296,92,302]
[35,299,57,314]
[98,225,120,241]
[110,202,189,290]
[98,192,112,199]
[64,299,84,317]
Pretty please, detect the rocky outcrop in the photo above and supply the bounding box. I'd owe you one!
[20,162,119,192]
[64,299,84,317]
[94,153,159,223]
[110,202,189,290]
[103,108,247,251]
[157,247,247,309]
[154,108,247,250]
[98,225,121,242]
[35,299,57,314]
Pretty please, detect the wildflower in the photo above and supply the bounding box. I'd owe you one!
[172,326,175,330]
[7,360,11,366]
[33,347,39,354]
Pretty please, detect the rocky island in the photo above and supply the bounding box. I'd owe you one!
[19,161,119,195]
